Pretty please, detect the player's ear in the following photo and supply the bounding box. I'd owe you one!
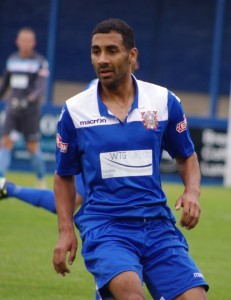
[129,47,138,63]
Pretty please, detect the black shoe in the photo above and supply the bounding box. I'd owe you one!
[0,178,8,200]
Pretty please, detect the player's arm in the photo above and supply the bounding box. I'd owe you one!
[163,91,201,229]
[175,152,201,230]
[0,69,10,99]
[28,59,49,102]
[53,172,78,276]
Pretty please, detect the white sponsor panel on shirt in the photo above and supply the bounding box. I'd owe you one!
[10,74,29,89]
[100,149,153,179]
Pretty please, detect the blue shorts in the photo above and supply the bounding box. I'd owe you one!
[81,218,209,300]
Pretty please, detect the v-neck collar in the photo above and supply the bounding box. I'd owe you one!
[97,74,139,119]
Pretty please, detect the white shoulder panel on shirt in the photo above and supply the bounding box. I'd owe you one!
[130,80,169,122]
[66,79,169,128]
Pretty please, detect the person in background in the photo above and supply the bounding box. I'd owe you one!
[0,27,49,188]
[53,18,208,300]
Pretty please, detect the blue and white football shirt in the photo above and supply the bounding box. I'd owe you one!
[56,76,194,238]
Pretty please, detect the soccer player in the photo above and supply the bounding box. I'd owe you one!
[0,174,84,213]
[53,18,209,299]
[0,27,49,188]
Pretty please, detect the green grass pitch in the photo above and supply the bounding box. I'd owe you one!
[0,171,230,299]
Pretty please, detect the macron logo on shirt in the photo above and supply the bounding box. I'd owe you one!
[56,134,68,153]
[80,118,107,126]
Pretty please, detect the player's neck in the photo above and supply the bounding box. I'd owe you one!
[101,75,134,105]
[100,77,135,122]
[19,50,34,58]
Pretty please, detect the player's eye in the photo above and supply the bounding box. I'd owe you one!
[91,48,100,55]
[92,50,99,55]
[109,49,117,54]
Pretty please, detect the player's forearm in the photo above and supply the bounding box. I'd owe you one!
[28,76,47,101]
[176,152,201,196]
[54,173,76,232]
[0,72,10,98]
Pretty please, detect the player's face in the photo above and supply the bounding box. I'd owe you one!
[16,31,36,57]
[91,31,136,88]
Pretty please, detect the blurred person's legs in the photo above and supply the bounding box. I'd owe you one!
[0,132,46,188]
[27,140,46,188]
[22,106,47,188]
[0,135,14,177]
[0,103,47,187]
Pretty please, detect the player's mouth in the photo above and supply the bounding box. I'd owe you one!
[98,68,114,79]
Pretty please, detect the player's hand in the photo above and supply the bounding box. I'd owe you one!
[27,94,35,102]
[53,229,78,276]
[175,191,201,230]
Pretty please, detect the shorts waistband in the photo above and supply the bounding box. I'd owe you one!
[117,217,158,223]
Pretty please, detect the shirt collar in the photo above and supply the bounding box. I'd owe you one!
[97,74,139,117]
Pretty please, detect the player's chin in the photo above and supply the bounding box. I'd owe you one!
[98,77,114,87]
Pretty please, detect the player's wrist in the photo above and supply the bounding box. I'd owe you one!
[58,223,75,234]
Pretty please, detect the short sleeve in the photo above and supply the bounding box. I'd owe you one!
[162,91,194,159]
[55,104,81,175]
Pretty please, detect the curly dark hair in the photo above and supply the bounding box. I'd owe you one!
[91,18,135,50]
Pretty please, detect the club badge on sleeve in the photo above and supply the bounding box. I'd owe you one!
[56,133,68,153]
[176,114,187,133]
